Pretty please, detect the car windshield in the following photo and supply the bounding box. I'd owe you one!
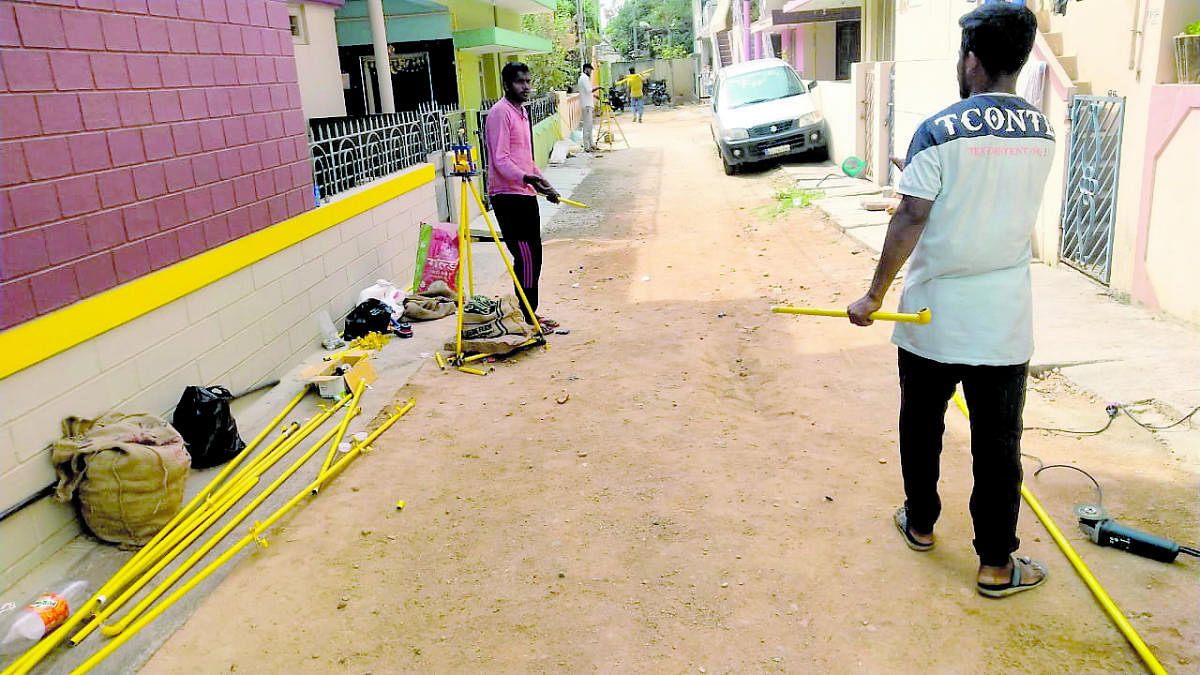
[720,67,806,108]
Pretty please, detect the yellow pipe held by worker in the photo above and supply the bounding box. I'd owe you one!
[72,401,415,675]
[771,306,932,324]
[11,393,307,671]
[950,393,1166,675]
[557,197,588,208]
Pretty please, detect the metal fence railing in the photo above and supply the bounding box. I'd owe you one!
[309,95,558,203]
[309,103,461,201]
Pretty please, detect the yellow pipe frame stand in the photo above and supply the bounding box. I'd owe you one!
[593,99,629,151]
[444,152,546,373]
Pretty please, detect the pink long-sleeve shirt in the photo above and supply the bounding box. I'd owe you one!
[485,97,543,197]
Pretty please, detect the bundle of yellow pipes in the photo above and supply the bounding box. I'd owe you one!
[3,382,407,675]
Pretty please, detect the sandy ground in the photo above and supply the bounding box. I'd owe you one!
[143,106,1199,673]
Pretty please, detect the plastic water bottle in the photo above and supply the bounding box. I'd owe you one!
[0,580,89,656]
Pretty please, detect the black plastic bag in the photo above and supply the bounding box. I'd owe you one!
[172,386,246,469]
[343,298,392,341]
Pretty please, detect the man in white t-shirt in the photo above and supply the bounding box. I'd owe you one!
[576,64,599,151]
[848,3,1054,599]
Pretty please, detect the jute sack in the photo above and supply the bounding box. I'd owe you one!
[51,413,190,546]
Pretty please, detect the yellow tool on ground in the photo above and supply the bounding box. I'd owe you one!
[950,393,1166,675]
[72,400,414,675]
[315,379,367,492]
[771,306,932,324]
[2,389,309,675]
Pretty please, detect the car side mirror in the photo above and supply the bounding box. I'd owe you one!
[807,80,818,90]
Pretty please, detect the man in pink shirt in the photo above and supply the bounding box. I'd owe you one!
[485,62,561,330]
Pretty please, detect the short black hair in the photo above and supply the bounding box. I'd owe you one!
[958,3,1038,77]
[582,63,593,73]
[629,67,635,73]
[501,62,529,86]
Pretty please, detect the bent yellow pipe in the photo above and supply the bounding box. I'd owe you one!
[73,400,415,675]
[3,390,307,675]
[772,306,932,324]
[99,408,352,638]
[950,393,1166,675]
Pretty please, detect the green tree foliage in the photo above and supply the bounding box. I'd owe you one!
[605,0,694,60]
[521,0,601,93]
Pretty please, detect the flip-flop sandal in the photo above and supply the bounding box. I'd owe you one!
[977,555,1048,598]
[538,318,561,330]
[894,506,934,551]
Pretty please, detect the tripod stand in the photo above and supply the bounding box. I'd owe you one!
[593,99,629,151]
[443,137,545,374]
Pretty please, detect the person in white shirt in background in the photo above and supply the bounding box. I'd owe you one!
[848,2,1054,599]
[576,64,599,152]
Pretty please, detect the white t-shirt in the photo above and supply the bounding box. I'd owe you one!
[892,93,1055,366]
[577,72,594,109]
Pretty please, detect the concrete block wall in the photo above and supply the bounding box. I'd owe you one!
[0,0,315,330]
[0,165,437,587]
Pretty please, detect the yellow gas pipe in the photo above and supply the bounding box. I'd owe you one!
[1,389,307,675]
[70,397,348,645]
[771,306,932,324]
[314,379,367,491]
[72,400,415,675]
[950,392,1166,675]
[96,406,354,639]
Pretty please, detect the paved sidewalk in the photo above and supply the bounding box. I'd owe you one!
[3,154,596,674]
[781,162,1200,428]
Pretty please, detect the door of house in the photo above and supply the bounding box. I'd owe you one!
[1060,94,1126,284]
[835,21,861,80]
[361,52,435,113]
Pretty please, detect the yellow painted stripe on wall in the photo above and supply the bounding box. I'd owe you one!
[0,165,436,380]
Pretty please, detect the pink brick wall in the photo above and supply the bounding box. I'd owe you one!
[0,0,315,329]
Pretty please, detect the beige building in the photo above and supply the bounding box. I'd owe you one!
[857,0,1200,324]
[290,2,351,119]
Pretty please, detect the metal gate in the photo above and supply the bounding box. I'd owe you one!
[1060,95,1125,284]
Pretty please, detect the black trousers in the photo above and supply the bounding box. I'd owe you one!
[490,194,541,323]
[897,348,1027,567]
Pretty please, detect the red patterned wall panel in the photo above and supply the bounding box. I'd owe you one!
[0,0,314,329]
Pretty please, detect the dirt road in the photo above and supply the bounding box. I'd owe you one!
[144,106,1199,673]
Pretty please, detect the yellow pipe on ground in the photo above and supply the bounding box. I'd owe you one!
[72,415,320,644]
[98,409,352,639]
[71,475,259,645]
[315,379,367,492]
[2,389,307,675]
[771,306,932,324]
[950,392,1166,675]
[72,400,415,675]
[457,366,488,376]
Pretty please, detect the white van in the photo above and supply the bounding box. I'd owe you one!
[710,58,828,175]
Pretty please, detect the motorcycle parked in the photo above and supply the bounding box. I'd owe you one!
[607,86,627,112]
[647,80,670,106]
